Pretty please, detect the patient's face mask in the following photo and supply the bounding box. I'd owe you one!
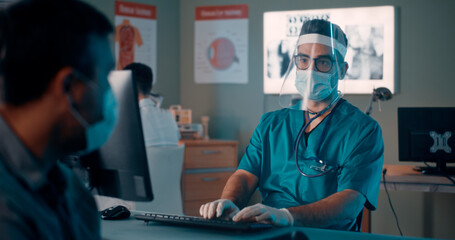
[68,74,118,155]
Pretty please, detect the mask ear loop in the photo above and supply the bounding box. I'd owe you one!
[65,73,90,128]
[67,95,89,128]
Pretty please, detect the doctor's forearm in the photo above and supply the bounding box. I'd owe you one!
[288,189,365,227]
[220,170,258,209]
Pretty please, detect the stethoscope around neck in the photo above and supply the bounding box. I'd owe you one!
[294,96,344,178]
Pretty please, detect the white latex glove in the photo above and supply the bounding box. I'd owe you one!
[199,199,240,220]
[232,203,294,226]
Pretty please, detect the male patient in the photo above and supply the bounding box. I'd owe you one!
[0,0,115,239]
[123,62,180,147]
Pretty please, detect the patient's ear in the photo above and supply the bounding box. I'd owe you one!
[47,67,73,111]
[51,66,73,94]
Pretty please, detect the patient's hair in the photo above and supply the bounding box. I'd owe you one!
[0,0,113,105]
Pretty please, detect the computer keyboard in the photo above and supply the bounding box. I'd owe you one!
[134,212,273,231]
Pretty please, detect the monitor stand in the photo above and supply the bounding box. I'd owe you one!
[415,160,455,175]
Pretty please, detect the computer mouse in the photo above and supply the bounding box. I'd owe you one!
[100,205,131,220]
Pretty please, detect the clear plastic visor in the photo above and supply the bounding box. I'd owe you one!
[279,33,346,112]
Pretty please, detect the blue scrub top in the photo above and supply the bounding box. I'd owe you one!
[238,99,384,230]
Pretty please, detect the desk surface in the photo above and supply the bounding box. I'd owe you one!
[101,214,431,240]
[381,165,455,193]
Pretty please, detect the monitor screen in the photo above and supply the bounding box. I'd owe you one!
[398,107,455,169]
[80,70,153,201]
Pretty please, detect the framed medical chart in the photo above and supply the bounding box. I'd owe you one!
[264,6,396,94]
[114,1,157,82]
[194,4,249,84]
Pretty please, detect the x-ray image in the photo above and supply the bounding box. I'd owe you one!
[267,39,293,79]
[345,25,384,80]
[264,6,395,94]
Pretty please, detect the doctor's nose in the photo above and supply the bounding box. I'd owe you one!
[308,61,317,71]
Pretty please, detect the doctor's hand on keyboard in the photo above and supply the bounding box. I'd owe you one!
[199,199,239,220]
[200,200,294,227]
[232,203,294,227]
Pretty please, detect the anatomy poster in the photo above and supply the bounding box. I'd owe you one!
[194,4,248,84]
[115,1,157,81]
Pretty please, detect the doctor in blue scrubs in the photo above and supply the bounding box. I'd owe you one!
[200,19,384,231]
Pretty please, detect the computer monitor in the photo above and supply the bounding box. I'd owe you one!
[398,107,455,175]
[79,70,153,201]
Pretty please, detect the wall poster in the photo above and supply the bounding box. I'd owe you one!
[115,1,157,82]
[194,4,249,84]
[264,6,396,94]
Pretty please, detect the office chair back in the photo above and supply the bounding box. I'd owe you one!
[134,144,185,215]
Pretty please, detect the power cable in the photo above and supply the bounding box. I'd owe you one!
[382,168,403,236]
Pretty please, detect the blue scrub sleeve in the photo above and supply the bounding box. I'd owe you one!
[337,123,384,210]
[237,113,271,179]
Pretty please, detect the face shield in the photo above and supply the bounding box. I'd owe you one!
[279,20,348,113]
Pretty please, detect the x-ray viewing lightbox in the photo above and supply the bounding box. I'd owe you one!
[263,6,396,95]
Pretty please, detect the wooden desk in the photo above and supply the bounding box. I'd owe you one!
[381,164,455,193]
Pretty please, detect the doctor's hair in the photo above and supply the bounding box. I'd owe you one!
[0,0,113,106]
[123,62,153,96]
[299,19,348,61]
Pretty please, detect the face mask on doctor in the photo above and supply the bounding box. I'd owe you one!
[295,69,339,101]
[279,28,347,111]
[67,71,118,155]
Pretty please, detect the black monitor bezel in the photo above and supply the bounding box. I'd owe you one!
[398,107,455,164]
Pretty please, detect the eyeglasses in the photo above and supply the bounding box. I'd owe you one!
[293,55,334,73]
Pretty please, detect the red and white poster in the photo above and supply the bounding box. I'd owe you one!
[115,1,157,82]
[194,4,248,84]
